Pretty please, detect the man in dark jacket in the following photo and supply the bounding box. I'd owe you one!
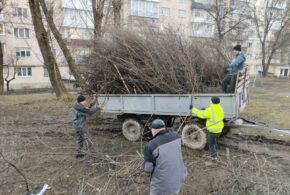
[144,119,187,195]
[72,95,103,158]
[222,44,246,93]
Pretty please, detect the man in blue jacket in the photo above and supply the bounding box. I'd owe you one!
[144,119,187,195]
[72,95,103,158]
[222,44,246,93]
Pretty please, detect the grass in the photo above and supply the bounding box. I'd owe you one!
[242,77,290,129]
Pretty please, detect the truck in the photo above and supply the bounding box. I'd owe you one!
[97,68,250,149]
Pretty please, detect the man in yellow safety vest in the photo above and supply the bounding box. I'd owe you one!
[189,97,224,167]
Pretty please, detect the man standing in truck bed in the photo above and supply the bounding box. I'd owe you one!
[222,44,246,93]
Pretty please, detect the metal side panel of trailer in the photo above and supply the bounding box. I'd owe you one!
[97,93,244,119]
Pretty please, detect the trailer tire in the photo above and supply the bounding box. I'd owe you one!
[182,124,207,149]
[122,119,142,142]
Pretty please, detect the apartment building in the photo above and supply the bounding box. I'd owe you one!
[0,0,73,91]
[244,0,290,77]
[1,0,289,91]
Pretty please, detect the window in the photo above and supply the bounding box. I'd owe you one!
[75,49,91,64]
[194,11,202,17]
[192,22,214,37]
[16,48,31,57]
[161,7,170,17]
[247,42,252,48]
[247,30,254,37]
[17,67,32,77]
[179,0,186,4]
[44,68,49,77]
[130,0,159,18]
[13,8,28,17]
[63,9,94,28]
[14,28,29,38]
[178,10,186,18]
[280,68,289,76]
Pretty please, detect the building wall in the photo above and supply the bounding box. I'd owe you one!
[1,0,290,91]
[1,0,74,91]
[268,65,290,77]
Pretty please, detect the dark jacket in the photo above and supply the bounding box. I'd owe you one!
[72,103,100,129]
[144,130,187,194]
[227,53,246,75]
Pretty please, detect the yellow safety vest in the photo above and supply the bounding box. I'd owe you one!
[191,104,224,134]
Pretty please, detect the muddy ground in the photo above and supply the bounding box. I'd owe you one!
[1,77,290,195]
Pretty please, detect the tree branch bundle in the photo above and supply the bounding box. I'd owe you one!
[85,29,226,94]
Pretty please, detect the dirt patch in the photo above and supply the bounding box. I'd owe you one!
[1,78,290,194]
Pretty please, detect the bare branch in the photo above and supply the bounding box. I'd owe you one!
[0,152,30,194]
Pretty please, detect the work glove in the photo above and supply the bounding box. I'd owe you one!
[97,104,104,110]
[189,105,193,110]
[192,107,198,114]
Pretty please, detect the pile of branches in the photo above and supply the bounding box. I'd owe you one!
[85,29,227,94]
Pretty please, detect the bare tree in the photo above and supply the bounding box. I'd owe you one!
[39,0,88,90]
[251,0,290,77]
[4,56,18,92]
[0,39,3,94]
[112,0,122,27]
[92,0,106,38]
[195,0,251,42]
[29,0,67,97]
[0,1,4,94]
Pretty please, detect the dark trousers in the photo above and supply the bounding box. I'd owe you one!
[208,132,221,158]
[75,128,92,155]
[222,74,237,93]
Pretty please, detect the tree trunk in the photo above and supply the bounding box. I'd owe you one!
[28,0,67,98]
[92,0,105,39]
[0,42,3,94]
[112,0,122,27]
[39,0,87,91]
[261,43,268,77]
[6,80,9,92]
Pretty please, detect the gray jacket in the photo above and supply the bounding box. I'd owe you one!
[227,53,246,75]
[144,130,187,195]
[72,102,100,129]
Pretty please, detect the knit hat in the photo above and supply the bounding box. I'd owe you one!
[77,95,86,103]
[233,44,241,51]
[150,119,166,129]
[211,97,220,104]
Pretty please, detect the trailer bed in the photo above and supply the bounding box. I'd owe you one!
[98,93,246,119]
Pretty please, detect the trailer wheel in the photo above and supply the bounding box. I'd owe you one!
[122,119,142,142]
[182,124,207,149]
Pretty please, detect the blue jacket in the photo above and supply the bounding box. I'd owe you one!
[227,53,246,75]
[72,103,100,129]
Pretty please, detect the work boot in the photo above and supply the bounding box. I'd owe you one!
[205,158,217,167]
[75,153,85,158]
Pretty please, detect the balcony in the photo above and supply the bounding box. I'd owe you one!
[130,0,160,19]
[191,2,210,10]
[192,31,214,38]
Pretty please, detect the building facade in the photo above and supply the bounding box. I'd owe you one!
[1,0,289,91]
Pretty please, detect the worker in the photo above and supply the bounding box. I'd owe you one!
[144,119,187,195]
[72,95,103,158]
[189,97,224,167]
[222,44,246,93]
